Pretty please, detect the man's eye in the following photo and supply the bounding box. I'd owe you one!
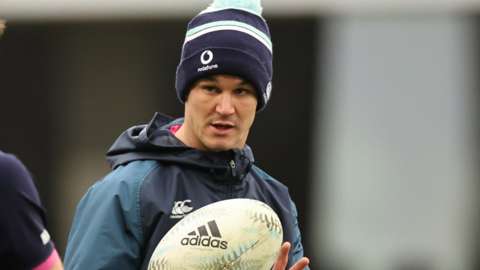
[202,86,219,93]
[235,88,254,96]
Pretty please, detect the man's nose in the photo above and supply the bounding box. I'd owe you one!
[216,93,235,115]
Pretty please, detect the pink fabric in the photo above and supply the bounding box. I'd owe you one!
[33,249,60,270]
[169,124,182,134]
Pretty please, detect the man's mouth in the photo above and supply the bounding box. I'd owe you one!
[210,121,235,131]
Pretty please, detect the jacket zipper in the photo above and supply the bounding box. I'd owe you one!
[228,160,236,198]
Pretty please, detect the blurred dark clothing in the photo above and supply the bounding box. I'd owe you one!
[0,151,55,269]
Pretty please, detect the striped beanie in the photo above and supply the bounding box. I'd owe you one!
[175,0,273,111]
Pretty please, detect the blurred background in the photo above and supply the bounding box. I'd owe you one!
[1,1,479,269]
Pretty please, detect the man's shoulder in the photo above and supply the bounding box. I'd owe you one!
[0,151,25,177]
[76,160,161,219]
[250,165,288,190]
[99,159,160,187]
[110,159,160,176]
[81,160,159,199]
[0,152,34,192]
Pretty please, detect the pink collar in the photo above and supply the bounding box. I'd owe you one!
[169,124,181,134]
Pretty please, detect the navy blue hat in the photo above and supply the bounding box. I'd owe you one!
[175,0,273,111]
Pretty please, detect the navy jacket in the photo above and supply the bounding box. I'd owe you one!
[64,113,308,269]
[0,152,56,269]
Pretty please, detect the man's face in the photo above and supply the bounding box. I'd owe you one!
[180,74,258,151]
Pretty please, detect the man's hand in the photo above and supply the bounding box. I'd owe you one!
[272,242,310,270]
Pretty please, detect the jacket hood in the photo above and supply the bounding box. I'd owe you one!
[106,112,255,182]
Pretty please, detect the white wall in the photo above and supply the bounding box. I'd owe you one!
[311,15,478,270]
[2,0,480,20]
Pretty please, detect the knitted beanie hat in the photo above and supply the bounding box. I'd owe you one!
[175,0,273,111]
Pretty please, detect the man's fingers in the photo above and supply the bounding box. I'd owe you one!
[289,257,310,270]
[273,242,291,270]
[273,242,310,270]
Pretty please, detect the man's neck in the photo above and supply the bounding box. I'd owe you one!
[173,124,202,150]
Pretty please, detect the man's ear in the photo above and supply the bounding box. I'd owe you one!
[184,81,199,102]
[183,89,191,102]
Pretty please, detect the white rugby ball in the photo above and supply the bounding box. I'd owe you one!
[148,198,283,270]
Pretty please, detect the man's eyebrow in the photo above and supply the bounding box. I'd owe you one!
[197,76,251,87]
[238,81,253,87]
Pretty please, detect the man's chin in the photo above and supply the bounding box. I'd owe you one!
[205,145,233,152]
[203,141,238,152]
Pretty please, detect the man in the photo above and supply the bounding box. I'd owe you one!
[0,152,64,270]
[0,21,63,270]
[64,0,310,269]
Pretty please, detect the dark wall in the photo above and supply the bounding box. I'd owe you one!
[0,23,56,226]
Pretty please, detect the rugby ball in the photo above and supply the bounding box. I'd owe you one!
[148,198,283,270]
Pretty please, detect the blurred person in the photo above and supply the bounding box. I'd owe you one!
[0,151,63,270]
[0,20,5,36]
[0,22,63,270]
[64,0,309,269]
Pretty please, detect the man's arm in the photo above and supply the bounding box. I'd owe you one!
[0,152,63,270]
[64,161,157,269]
[64,181,142,269]
[50,258,64,270]
[33,249,63,270]
[272,200,310,270]
[289,200,310,269]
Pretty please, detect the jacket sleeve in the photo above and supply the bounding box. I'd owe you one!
[289,200,310,270]
[64,161,158,270]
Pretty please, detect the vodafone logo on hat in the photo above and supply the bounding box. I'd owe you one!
[197,50,218,72]
[200,50,214,65]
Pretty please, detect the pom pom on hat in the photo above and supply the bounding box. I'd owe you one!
[203,0,263,16]
[175,0,273,111]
